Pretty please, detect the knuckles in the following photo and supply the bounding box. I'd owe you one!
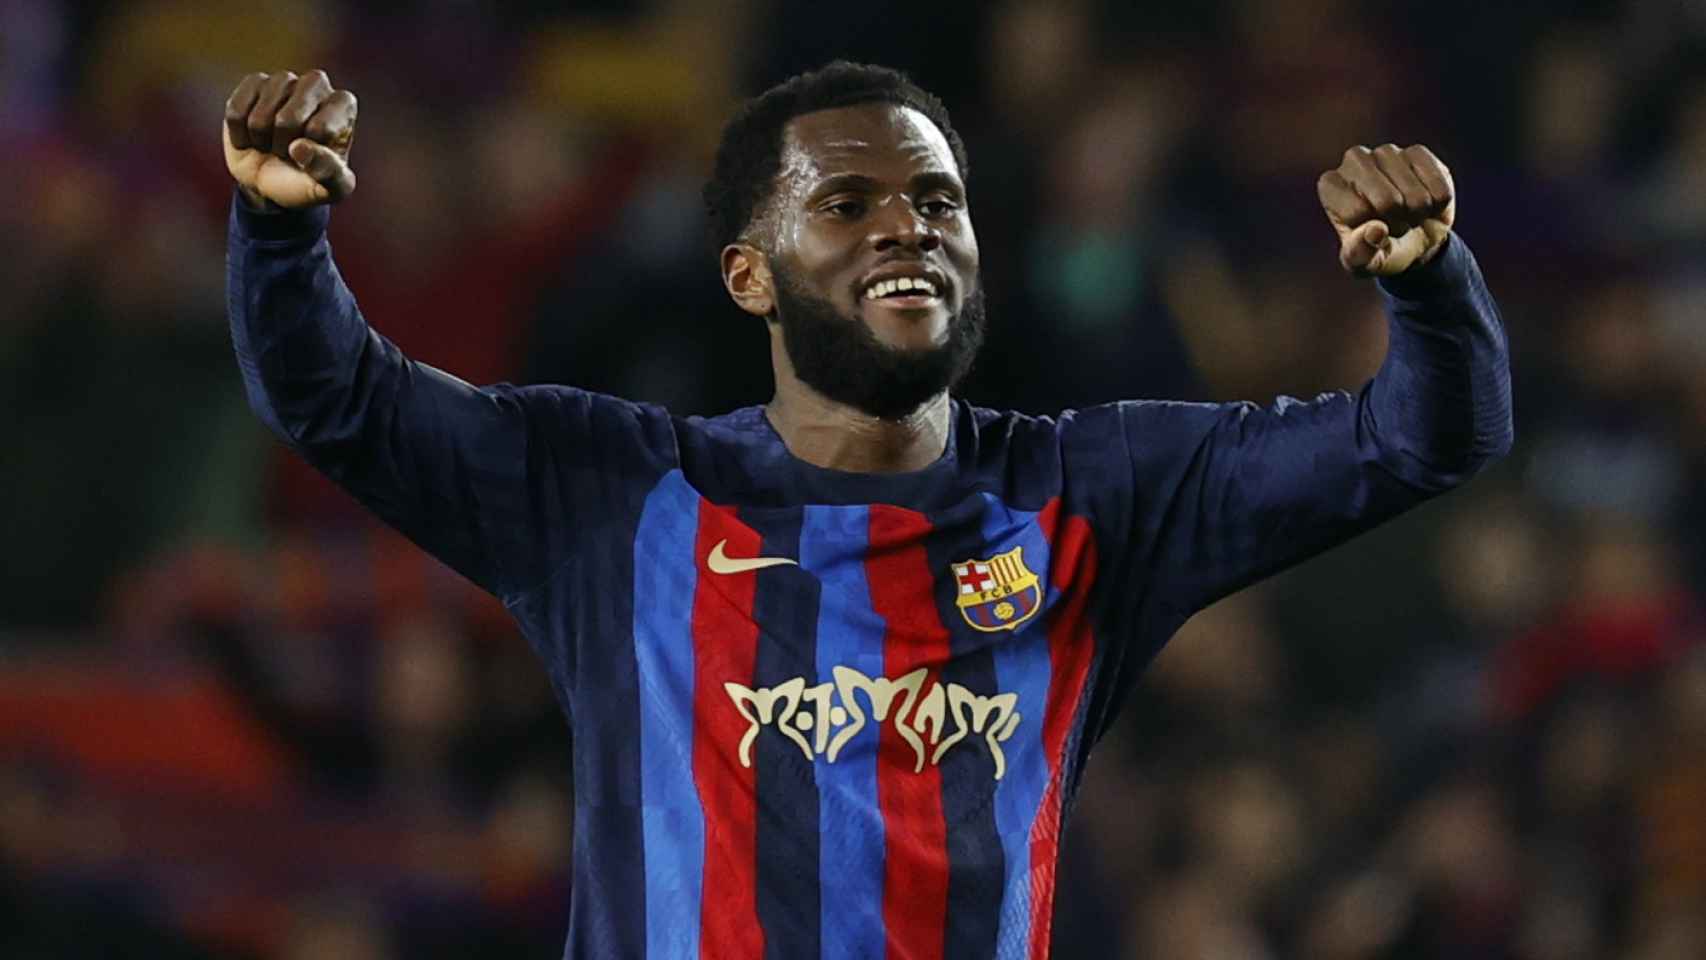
[224,73,266,118]
[1333,142,1452,215]
[226,68,356,150]
[1367,192,1402,216]
[1321,143,1455,247]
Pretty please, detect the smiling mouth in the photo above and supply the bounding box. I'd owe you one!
[862,276,940,301]
[860,276,947,314]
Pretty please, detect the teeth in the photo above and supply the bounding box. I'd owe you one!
[862,277,940,300]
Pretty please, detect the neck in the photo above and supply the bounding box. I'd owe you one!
[765,335,951,474]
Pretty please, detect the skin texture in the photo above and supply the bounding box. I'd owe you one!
[220,71,1459,474]
[223,69,358,209]
[1317,143,1456,277]
[719,103,981,473]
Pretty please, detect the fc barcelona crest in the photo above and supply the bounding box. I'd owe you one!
[951,547,1043,632]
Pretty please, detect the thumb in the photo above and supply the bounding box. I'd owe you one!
[1341,220,1389,274]
[289,138,356,201]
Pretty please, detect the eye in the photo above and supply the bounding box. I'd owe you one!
[920,196,960,218]
[823,199,865,218]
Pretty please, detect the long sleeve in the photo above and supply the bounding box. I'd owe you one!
[226,196,561,603]
[1116,234,1513,623]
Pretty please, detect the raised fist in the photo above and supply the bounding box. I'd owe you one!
[1317,144,1455,277]
[224,69,358,209]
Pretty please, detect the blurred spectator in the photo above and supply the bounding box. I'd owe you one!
[278,897,394,960]
[5,2,1705,957]
[1492,515,1700,720]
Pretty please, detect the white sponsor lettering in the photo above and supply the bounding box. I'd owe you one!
[724,667,1023,780]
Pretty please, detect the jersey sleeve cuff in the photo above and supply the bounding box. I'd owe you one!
[1375,234,1469,301]
[230,188,331,243]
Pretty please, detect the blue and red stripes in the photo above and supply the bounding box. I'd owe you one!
[921,498,1010,958]
[1027,499,1099,959]
[630,470,1101,959]
[867,504,953,960]
[689,497,767,958]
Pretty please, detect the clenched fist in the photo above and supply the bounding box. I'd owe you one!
[1318,144,1455,277]
[224,69,358,209]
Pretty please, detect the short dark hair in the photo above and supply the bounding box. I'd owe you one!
[704,61,970,250]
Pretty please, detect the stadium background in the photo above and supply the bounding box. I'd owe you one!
[4,0,1705,956]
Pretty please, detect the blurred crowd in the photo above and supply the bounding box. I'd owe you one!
[4,0,1706,957]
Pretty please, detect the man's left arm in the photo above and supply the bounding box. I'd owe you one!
[1137,144,1513,616]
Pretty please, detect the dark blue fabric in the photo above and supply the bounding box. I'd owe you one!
[740,506,824,960]
[228,195,1512,959]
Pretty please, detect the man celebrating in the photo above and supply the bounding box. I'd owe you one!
[224,62,1510,959]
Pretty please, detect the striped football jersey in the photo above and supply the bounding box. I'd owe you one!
[229,197,1511,958]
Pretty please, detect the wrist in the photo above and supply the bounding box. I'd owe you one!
[231,187,330,241]
[236,183,283,214]
[1378,233,1463,300]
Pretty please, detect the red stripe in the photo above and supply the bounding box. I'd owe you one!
[865,504,951,960]
[1028,499,1098,960]
[690,500,766,959]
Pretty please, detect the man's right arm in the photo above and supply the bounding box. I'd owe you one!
[224,69,664,605]
[228,196,555,601]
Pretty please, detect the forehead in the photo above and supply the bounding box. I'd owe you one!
[778,103,961,184]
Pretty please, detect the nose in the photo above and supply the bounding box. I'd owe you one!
[869,198,941,253]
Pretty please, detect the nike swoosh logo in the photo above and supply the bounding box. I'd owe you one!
[706,539,798,575]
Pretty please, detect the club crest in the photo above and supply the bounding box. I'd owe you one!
[951,546,1042,632]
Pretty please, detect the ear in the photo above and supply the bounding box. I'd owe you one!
[721,242,775,318]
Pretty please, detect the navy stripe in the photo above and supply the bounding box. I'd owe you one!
[742,506,824,960]
[924,496,1007,959]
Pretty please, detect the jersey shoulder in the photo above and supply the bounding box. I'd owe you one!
[1062,398,1261,473]
[962,402,1136,510]
[965,398,1261,518]
[497,381,681,479]
[964,400,1150,477]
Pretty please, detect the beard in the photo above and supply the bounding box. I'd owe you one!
[770,267,986,421]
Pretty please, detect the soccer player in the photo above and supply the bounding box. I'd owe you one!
[224,62,1511,959]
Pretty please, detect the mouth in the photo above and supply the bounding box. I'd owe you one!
[858,270,949,314]
[863,294,941,312]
